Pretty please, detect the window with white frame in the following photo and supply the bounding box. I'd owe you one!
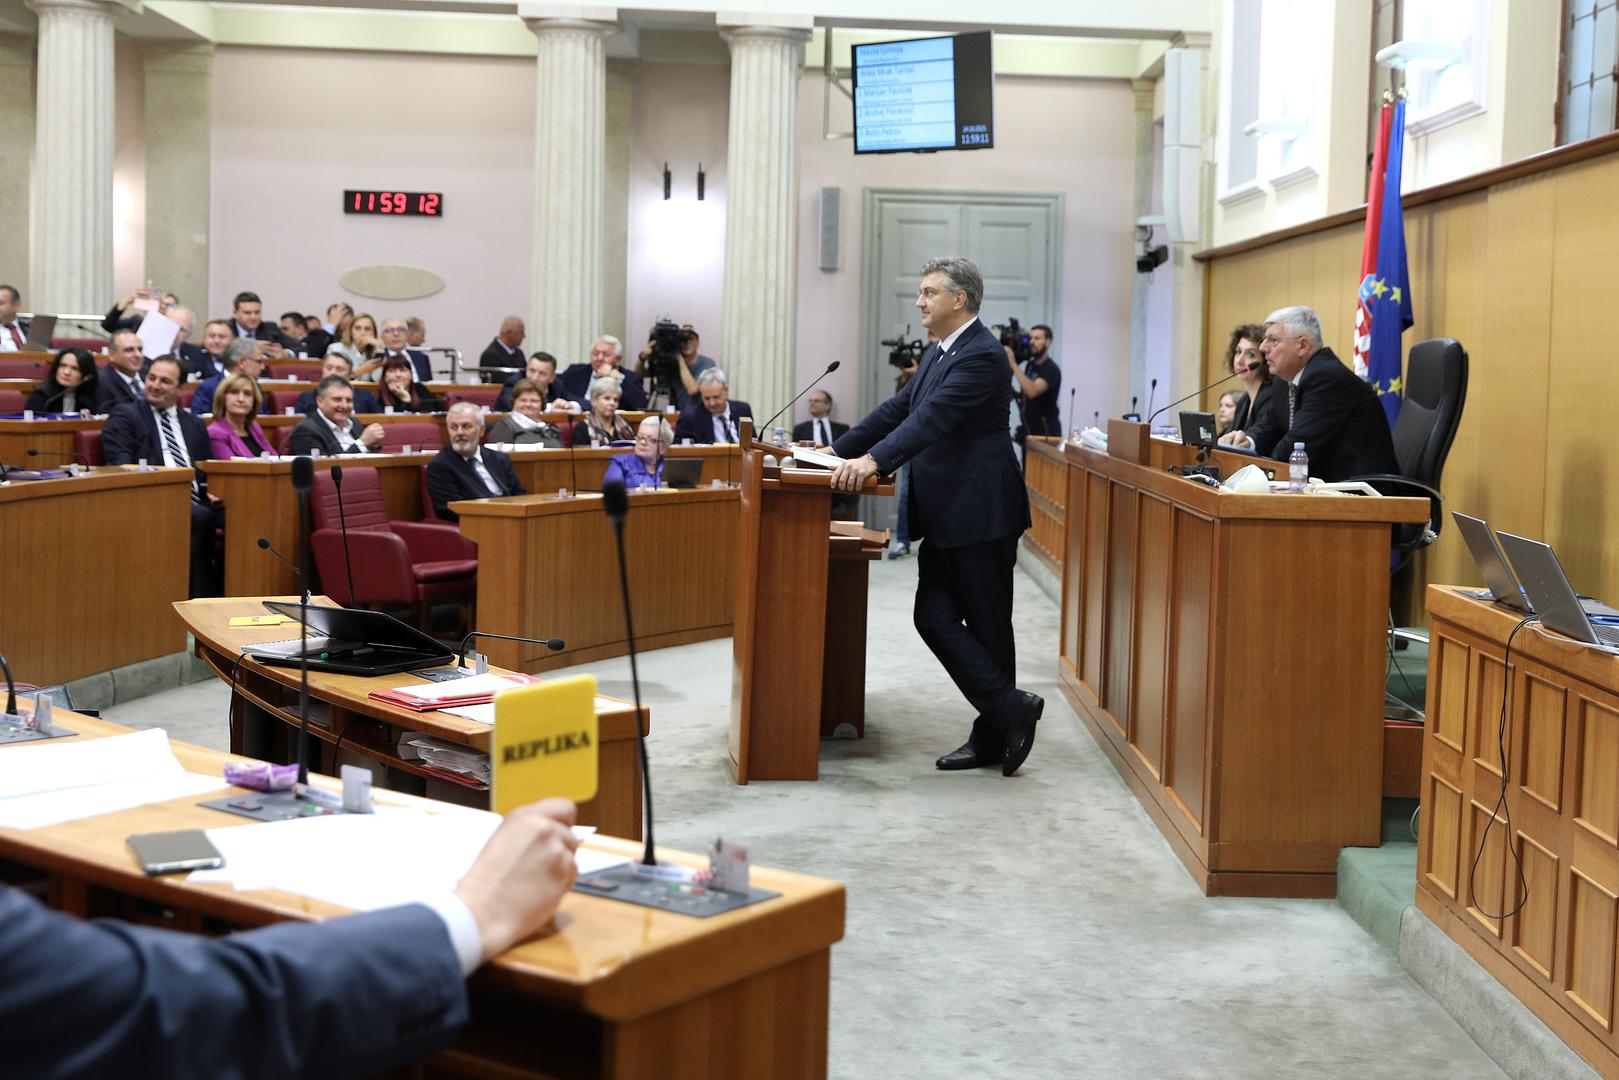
[1217,0,1263,205]
[1251,0,1315,188]
[1384,0,1489,135]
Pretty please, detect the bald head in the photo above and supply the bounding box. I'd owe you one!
[499,316,525,348]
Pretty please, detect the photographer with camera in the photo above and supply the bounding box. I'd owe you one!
[1008,323,1061,437]
[637,321,715,410]
[555,335,649,411]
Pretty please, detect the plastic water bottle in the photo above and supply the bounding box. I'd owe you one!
[773,424,787,447]
[1288,442,1308,494]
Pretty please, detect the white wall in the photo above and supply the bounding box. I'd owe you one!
[209,47,535,361]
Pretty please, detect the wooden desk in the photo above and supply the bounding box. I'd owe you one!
[0,416,101,465]
[1417,586,1619,1077]
[453,487,739,674]
[1,467,191,684]
[177,596,650,838]
[1024,437,1067,577]
[1058,437,1429,896]
[0,712,844,1079]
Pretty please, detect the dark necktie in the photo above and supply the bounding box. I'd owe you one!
[1288,382,1298,427]
[159,409,202,502]
[6,324,21,348]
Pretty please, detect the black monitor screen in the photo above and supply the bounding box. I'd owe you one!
[852,31,994,154]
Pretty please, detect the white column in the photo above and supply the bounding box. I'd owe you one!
[523,6,616,368]
[718,17,810,426]
[144,44,214,318]
[29,0,121,316]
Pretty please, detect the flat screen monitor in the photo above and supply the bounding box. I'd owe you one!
[852,32,994,155]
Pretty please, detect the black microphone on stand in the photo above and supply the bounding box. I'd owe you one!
[1146,362,1260,426]
[756,360,841,439]
[256,537,307,602]
[1123,396,1140,422]
[602,479,657,868]
[456,631,565,669]
[0,647,16,720]
[290,456,315,786]
[1144,378,1158,423]
[25,448,90,466]
[329,464,356,606]
[1067,387,1076,434]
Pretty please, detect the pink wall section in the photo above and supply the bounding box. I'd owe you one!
[209,47,536,368]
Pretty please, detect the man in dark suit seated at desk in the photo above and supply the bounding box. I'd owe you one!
[101,355,224,596]
[555,335,649,411]
[288,376,387,455]
[92,329,149,413]
[190,337,263,417]
[828,256,1040,777]
[427,403,527,521]
[379,317,435,383]
[1,797,580,1077]
[294,353,379,414]
[480,315,527,380]
[1218,304,1398,482]
[673,369,752,444]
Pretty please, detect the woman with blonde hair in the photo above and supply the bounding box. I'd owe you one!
[207,372,274,458]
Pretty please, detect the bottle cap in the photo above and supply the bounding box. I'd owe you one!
[1293,442,1304,450]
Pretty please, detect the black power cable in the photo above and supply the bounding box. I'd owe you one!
[1467,613,1538,921]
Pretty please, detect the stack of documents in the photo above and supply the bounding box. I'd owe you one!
[370,673,540,712]
[398,732,491,785]
[0,729,224,829]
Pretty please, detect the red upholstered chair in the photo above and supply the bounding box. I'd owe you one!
[308,466,476,629]
[275,425,297,454]
[176,383,195,408]
[443,386,500,409]
[418,467,444,522]
[0,358,45,379]
[267,389,305,416]
[74,429,102,466]
[0,389,22,412]
[379,422,441,453]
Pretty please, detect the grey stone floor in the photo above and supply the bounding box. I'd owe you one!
[105,556,1505,1079]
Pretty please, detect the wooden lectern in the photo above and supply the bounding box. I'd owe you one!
[729,419,891,783]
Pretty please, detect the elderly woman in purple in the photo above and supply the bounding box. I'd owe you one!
[602,415,673,490]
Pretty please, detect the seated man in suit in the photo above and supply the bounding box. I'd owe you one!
[94,329,150,413]
[0,283,28,351]
[1218,304,1398,482]
[673,368,751,444]
[794,388,848,447]
[101,355,224,597]
[479,315,526,380]
[3,797,580,1077]
[555,335,648,411]
[603,415,674,490]
[288,376,386,455]
[280,309,331,359]
[163,306,209,379]
[294,353,378,414]
[426,403,526,521]
[494,351,576,412]
[230,290,290,357]
[379,317,434,382]
[190,337,263,416]
[189,319,233,382]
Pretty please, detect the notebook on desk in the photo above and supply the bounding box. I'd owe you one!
[1495,532,1619,651]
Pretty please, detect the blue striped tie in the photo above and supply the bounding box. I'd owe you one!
[159,409,202,503]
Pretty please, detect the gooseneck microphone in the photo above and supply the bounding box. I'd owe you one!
[1068,387,1076,433]
[456,631,565,669]
[756,360,841,439]
[602,480,656,868]
[26,448,90,466]
[1146,362,1261,426]
[290,456,315,786]
[0,647,15,719]
[330,464,356,605]
[1123,395,1139,421]
[1144,378,1158,422]
[256,537,307,602]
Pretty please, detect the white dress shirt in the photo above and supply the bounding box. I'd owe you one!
[710,407,737,444]
[810,417,835,446]
[0,321,23,352]
[318,409,362,452]
[468,450,504,496]
[152,406,192,469]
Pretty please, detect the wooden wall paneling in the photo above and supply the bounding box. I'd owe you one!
[1081,471,1109,699]
[1128,492,1172,779]
[1512,830,1562,981]
[1165,507,1212,834]
[1545,160,1619,603]
[1060,457,1086,675]
[1574,697,1619,846]
[1467,797,1510,938]
[1102,481,1137,734]
[1566,869,1618,1031]
[1469,648,1509,776]
[1519,671,1570,813]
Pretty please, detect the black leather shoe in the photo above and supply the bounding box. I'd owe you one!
[1001,692,1044,776]
[936,741,1005,770]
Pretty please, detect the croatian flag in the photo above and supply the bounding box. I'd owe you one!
[1352,103,1392,378]
[1363,99,1412,426]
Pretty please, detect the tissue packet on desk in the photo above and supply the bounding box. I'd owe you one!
[224,761,298,792]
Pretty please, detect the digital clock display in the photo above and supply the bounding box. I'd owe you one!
[343,190,444,217]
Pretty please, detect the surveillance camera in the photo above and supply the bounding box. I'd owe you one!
[1135,245,1169,274]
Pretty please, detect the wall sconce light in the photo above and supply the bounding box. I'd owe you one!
[697,163,705,201]
[662,162,671,200]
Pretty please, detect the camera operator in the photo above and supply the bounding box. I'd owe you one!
[1009,323,1061,437]
[637,321,714,410]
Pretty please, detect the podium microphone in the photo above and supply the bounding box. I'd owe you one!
[256,537,307,603]
[1146,362,1258,425]
[1123,395,1139,422]
[757,360,841,437]
[1144,378,1158,422]
[291,456,315,786]
[1067,387,1076,433]
[602,479,657,868]
[330,464,356,605]
[26,448,90,466]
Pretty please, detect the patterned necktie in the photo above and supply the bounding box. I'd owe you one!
[159,409,202,501]
[1288,382,1298,428]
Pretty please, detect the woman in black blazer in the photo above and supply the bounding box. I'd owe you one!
[375,355,443,413]
[25,347,99,414]
[1223,323,1273,433]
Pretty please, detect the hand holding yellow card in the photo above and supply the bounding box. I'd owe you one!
[491,674,598,812]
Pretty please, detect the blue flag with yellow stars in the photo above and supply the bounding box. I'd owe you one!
[1362,99,1411,427]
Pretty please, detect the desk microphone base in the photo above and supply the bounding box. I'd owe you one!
[0,723,74,746]
[573,865,778,918]
[199,788,350,823]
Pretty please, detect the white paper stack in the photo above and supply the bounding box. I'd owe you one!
[0,728,225,829]
[398,732,491,784]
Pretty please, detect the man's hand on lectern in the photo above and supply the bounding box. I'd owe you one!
[830,453,879,493]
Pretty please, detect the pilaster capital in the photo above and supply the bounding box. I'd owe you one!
[26,0,134,18]
[1169,31,1211,52]
[519,3,617,36]
[717,12,813,48]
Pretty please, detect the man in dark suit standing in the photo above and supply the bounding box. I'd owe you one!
[555,335,649,411]
[288,376,387,455]
[427,403,527,521]
[673,369,751,444]
[101,355,224,596]
[830,257,1041,776]
[1219,305,1398,482]
[379,317,434,382]
[94,329,150,413]
[1,797,581,1077]
[793,389,848,446]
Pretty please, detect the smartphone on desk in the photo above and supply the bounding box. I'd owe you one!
[127,829,224,875]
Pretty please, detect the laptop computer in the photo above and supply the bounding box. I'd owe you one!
[246,603,453,675]
[23,314,55,350]
[1178,411,1218,450]
[1452,512,1533,611]
[662,457,703,489]
[1495,532,1619,651]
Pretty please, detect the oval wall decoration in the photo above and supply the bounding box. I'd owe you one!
[338,265,446,301]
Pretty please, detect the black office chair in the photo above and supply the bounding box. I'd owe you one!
[1350,337,1469,575]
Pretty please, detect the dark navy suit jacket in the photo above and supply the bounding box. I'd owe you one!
[555,364,649,411]
[833,318,1029,548]
[0,885,468,1077]
[425,445,525,520]
[102,401,212,484]
[1241,346,1399,482]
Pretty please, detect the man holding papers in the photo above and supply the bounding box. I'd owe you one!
[0,797,580,1076]
[828,257,1040,776]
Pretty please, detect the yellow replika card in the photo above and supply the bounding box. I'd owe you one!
[229,615,294,627]
[491,674,599,812]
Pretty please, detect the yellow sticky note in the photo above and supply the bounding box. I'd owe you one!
[230,614,294,627]
[491,674,598,812]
